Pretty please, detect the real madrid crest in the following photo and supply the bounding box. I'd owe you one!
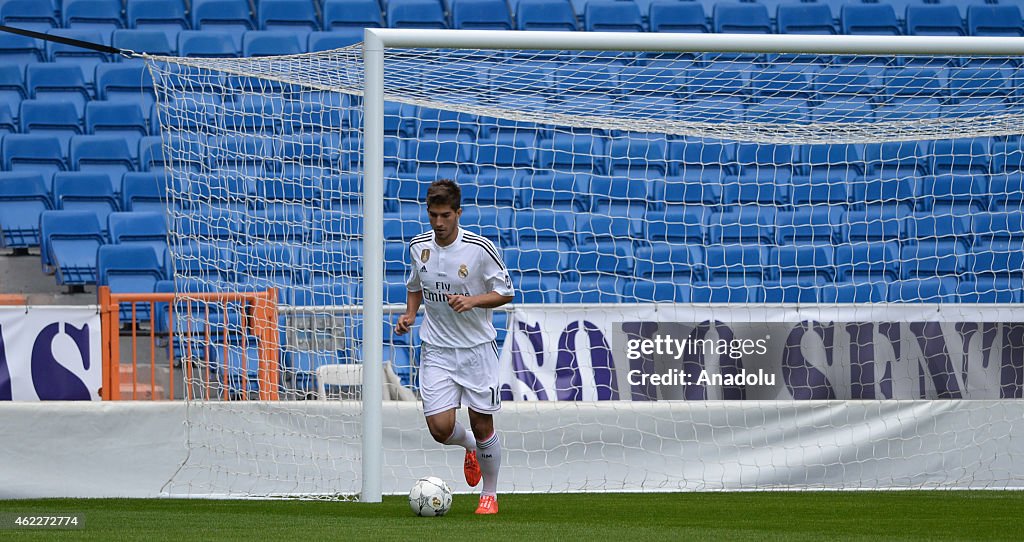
[420,248,430,263]
[458,264,469,278]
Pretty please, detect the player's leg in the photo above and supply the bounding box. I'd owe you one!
[420,343,480,487]
[468,408,500,514]
[457,341,502,514]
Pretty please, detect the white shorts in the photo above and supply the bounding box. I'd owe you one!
[420,340,501,417]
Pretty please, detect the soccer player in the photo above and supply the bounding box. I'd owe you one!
[395,179,514,515]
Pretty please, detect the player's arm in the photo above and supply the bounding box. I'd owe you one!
[396,290,421,335]
[448,291,513,313]
[397,246,424,335]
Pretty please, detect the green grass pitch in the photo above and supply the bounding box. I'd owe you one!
[1,492,1021,541]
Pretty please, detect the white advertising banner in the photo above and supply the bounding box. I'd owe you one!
[0,306,102,401]
[499,304,1024,402]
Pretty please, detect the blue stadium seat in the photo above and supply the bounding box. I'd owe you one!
[691,280,765,303]
[969,238,1024,277]
[178,30,242,57]
[575,217,639,274]
[957,277,1022,302]
[0,64,26,112]
[39,210,105,284]
[322,0,383,45]
[175,241,234,281]
[382,208,429,241]
[20,99,82,151]
[624,280,691,302]
[588,174,651,215]
[686,63,749,97]
[0,32,43,70]
[645,206,705,243]
[511,273,560,303]
[791,143,864,205]
[607,134,668,181]
[906,5,965,36]
[63,0,124,33]
[769,244,834,283]
[26,64,91,116]
[418,106,483,138]
[461,169,517,208]
[835,241,901,282]
[515,171,587,211]
[559,274,624,303]
[120,172,167,213]
[859,141,926,210]
[46,29,114,87]
[708,206,776,245]
[746,98,810,125]
[2,134,66,176]
[108,211,167,255]
[223,94,285,133]
[85,102,148,154]
[452,0,513,30]
[236,243,300,289]
[925,138,991,213]
[537,133,608,173]
[69,135,135,189]
[96,63,157,111]
[97,245,165,307]
[513,208,574,246]
[820,282,889,303]
[504,239,572,276]
[52,172,119,231]
[813,67,880,99]
[633,243,704,282]
[388,0,448,29]
[383,240,408,274]
[880,67,946,114]
[946,67,1011,106]
[304,241,362,286]
[283,91,348,134]
[462,205,512,245]
[712,2,771,33]
[846,205,910,242]
[775,206,844,245]
[112,29,175,57]
[259,0,319,31]
[307,31,361,51]
[843,3,901,35]
[0,0,58,33]
[664,138,734,205]
[649,1,708,33]
[749,67,815,99]
[968,5,1024,37]
[704,245,766,283]
[888,277,957,302]
[126,0,189,46]
[191,0,253,40]
[903,238,968,278]
[516,0,577,30]
[777,3,836,34]
[0,172,52,248]
[398,135,474,181]
[909,211,971,245]
[243,31,306,56]
[972,210,1024,242]
[0,102,14,135]
[585,0,644,32]
[728,144,793,205]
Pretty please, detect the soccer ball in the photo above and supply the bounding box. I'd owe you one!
[408,476,452,517]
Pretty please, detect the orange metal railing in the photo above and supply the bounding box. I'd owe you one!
[99,287,280,401]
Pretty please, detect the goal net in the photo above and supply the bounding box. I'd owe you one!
[148,32,1024,498]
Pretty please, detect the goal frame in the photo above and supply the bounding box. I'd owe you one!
[360,29,1024,502]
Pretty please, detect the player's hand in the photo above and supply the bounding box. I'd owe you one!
[447,294,477,313]
[395,312,415,335]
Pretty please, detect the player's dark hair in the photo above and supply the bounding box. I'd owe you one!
[426,179,461,210]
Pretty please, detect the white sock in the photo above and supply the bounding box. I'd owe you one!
[477,432,501,497]
[443,422,476,451]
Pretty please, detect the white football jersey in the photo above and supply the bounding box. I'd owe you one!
[406,227,514,349]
